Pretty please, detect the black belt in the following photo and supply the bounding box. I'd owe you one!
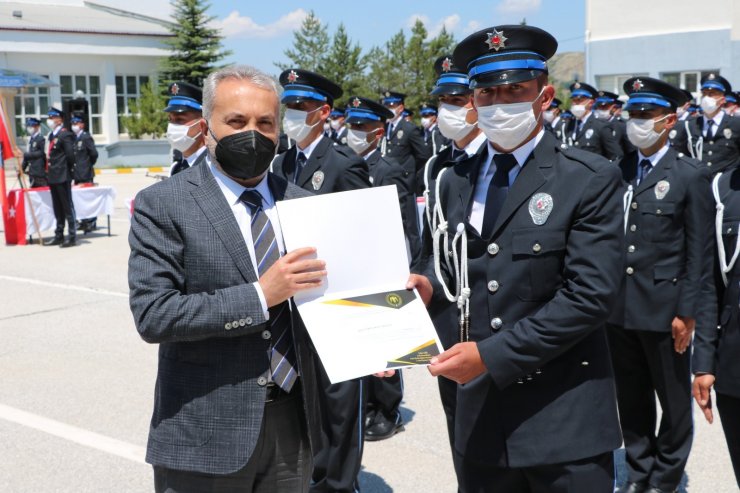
[265,379,300,403]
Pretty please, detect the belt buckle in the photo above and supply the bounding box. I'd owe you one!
[265,383,281,402]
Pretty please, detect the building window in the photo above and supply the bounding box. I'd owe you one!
[13,79,49,137]
[60,74,103,135]
[116,75,150,135]
[660,70,719,99]
[595,74,649,96]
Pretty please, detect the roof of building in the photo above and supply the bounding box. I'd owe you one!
[0,1,173,37]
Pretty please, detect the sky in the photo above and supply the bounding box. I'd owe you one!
[99,0,585,77]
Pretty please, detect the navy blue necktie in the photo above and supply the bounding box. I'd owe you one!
[706,120,715,139]
[239,189,297,392]
[637,159,652,185]
[294,151,307,184]
[481,154,517,237]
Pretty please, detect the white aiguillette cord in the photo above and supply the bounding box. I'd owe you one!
[432,167,471,342]
[712,172,740,286]
[623,184,634,235]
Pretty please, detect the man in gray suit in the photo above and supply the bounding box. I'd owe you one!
[128,65,326,493]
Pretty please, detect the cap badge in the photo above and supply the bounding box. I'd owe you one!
[632,79,644,91]
[528,193,554,225]
[170,83,179,95]
[352,97,362,108]
[312,171,325,191]
[655,181,670,200]
[709,73,716,80]
[287,70,299,83]
[441,57,452,73]
[485,28,507,51]
[384,91,391,98]
[574,82,581,89]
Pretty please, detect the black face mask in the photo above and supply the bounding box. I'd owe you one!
[210,128,277,180]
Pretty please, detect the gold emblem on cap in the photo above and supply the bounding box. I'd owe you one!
[287,70,299,83]
[170,83,179,95]
[352,97,361,108]
[485,28,507,51]
[441,57,452,72]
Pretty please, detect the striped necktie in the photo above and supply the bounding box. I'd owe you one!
[239,189,297,392]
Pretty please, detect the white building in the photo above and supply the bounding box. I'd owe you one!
[586,0,740,98]
[0,0,174,166]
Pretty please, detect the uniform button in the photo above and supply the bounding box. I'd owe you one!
[626,267,634,275]
[708,162,713,166]
[574,141,579,145]
[532,243,542,253]
[526,374,533,381]
[262,330,271,340]
[628,245,635,253]
[535,368,542,375]
[581,361,589,366]
[708,150,713,156]
[257,376,267,386]
[656,209,662,215]
[487,280,500,293]
[225,322,232,330]
[631,202,638,210]
[245,317,253,325]
[490,317,503,331]
[517,378,524,384]
[487,243,500,256]
[709,141,715,145]
[672,278,678,283]
[239,319,246,327]
[561,143,568,149]
[727,227,733,234]
[629,224,637,232]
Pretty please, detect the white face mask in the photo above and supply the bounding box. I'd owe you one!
[283,107,321,142]
[594,109,611,120]
[346,128,378,155]
[701,96,719,114]
[437,103,476,141]
[166,120,202,152]
[71,124,81,133]
[421,117,434,129]
[26,126,35,135]
[570,104,587,119]
[46,118,58,130]
[330,119,342,131]
[477,88,545,151]
[626,114,669,149]
[542,110,556,123]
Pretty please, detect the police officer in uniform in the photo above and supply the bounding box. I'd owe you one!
[420,103,449,156]
[21,117,47,188]
[327,108,347,145]
[565,81,623,160]
[595,90,635,156]
[409,25,624,492]
[70,116,99,233]
[607,77,715,493]
[164,81,207,176]
[693,163,740,489]
[672,73,740,173]
[542,97,564,142]
[724,91,739,117]
[44,107,77,247]
[270,68,370,493]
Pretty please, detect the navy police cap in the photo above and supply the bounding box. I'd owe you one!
[453,25,557,89]
[595,90,619,105]
[701,73,731,94]
[329,108,344,119]
[623,77,687,111]
[381,90,406,105]
[47,107,63,118]
[549,97,562,109]
[420,103,438,116]
[164,81,203,113]
[344,96,394,125]
[279,69,342,106]
[70,116,83,123]
[402,109,413,118]
[681,89,694,103]
[26,117,40,126]
[431,55,471,96]
[570,81,598,99]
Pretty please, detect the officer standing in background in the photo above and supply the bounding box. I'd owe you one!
[595,90,635,156]
[164,81,207,176]
[542,97,564,143]
[724,91,739,117]
[44,107,77,247]
[21,117,47,188]
[327,108,347,145]
[271,68,371,493]
[672,73,740,173]
[420,103,449,156]
[71,116,99,233]
[693,162,740,489]
[565,81,623,160]
[608,77,715,493]
[381,90,431,190]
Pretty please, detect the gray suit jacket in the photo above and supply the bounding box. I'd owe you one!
[128,161,320,474]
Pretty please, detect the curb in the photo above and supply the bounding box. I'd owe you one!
[95,167,166,175]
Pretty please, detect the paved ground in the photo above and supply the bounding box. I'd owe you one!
[0,169,737,492]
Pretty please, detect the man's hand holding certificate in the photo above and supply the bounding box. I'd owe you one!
[276,186,443,383]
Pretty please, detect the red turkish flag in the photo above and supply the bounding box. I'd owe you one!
[3,189,27,245]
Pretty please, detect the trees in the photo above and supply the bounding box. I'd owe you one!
[160,0,231,86]
[121,82,169,139]
[277,10,329,73]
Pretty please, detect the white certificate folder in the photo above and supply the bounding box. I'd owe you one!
[276,186,443,383]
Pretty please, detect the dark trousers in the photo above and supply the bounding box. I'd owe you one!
[606,326,692,491]
[29,175,48,188]
[153,387,312,493]
[456,451,614,493]
[717,392,740,488]
[366,370,403,421]
[310,366,364,493]
[49,181,76,239]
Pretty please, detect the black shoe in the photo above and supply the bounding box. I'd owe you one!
[364,413,404,442]
[364,409,376,430]
[44,236,64,246]
[617,483,648,493]
[61,238,77,248]
[644,487,676,493]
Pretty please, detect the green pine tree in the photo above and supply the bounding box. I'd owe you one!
[320,23,367,104]
[121,82,169,139]
[160,0,231,86]
[405,20,430,113]
[276,10,329,72]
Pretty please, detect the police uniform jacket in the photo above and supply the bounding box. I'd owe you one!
[693,167,740,398]
[73,131,99,183]
[425,125,450,156]
[565,115,623,161]
[47,128,76,185]
[611,117,636,156]
[608,148,715,333]
[384,118,431,176]
[272,135,371,194]
[22,133,46,178]
[671,114,740,173]
[425,130,623,467]
[330,126,347,146]
[171,147,208,177]
[366,149,421,270]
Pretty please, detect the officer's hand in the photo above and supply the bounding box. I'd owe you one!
[671,316,695,354]
[259,247,326,308]
[406,274,432,306]
[373,370,396,378]
[428,342,486,384]
[692,374,715,424]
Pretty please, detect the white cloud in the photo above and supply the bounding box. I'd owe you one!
[496,0,542,15]
[405,13,462,39]
[212,9,309,39]
[463,20,482,35]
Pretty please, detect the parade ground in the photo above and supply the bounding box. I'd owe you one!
[0,169,737,492]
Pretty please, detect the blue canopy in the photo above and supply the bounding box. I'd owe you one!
[0,69,57,88]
